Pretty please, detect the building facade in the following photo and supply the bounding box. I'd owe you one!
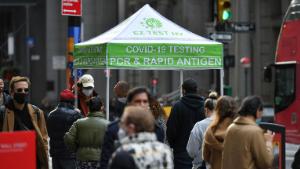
[0,0,291,106]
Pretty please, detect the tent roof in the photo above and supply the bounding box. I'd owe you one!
[77,4,220,45]
[74,4,223,70]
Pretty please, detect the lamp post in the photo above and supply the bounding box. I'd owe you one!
[240,56,251,96]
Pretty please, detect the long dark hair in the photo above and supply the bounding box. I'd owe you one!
[238,96,263,118]
[149,98,166,119]
[210,96,237,132]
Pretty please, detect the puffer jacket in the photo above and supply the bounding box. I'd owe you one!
[100,120,165,169]
[109,132,173,169]
[47,102,83,158]
[64,111,109,161]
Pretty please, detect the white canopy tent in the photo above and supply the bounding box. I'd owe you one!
[74,4,223,120]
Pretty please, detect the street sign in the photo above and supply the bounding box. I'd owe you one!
[209,32,233,42]
[53,55,66,70]
[230,22,255,32]
[61,0,82,16]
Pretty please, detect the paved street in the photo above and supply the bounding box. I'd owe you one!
[286,143,299,169]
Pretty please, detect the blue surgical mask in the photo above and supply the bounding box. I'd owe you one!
[82,89,93,96]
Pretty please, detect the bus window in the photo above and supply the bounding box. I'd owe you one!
[286,1,300,21]
[274,64,296,113]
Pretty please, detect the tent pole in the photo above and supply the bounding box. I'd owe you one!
[74,68,78,109]
[106,69,110,121]
[220,69,224,96]
[180,70,183,97]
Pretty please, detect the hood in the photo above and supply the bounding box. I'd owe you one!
[181,94,204,109]
[204,117,233,151]
[120,132,157,145]
[204,127,224,151]
[87,111,106,118]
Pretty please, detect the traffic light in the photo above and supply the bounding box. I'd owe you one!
[218,0,232,22]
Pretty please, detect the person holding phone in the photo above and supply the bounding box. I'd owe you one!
[222,96,274,169]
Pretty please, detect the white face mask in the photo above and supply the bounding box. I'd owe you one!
[117,128,127,140]
[82,89,93,96]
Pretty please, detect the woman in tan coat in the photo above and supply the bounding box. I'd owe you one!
[222,96,274,169]
[202,96,237,169]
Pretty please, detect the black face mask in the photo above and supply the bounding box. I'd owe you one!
[14,93,29,104]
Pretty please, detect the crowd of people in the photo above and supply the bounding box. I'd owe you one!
[0,74,297,169]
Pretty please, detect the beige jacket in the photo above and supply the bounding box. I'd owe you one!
[2,104,49,169]
[222,116,273,169]
[203,117,233,169]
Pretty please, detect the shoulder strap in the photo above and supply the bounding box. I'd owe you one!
[30,104,40,121]
[14,113,30,130]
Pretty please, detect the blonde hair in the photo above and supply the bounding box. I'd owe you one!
[9,76,31,94]
[122,106,155,132]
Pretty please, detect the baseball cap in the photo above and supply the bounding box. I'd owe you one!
[79,74,94,88]
[60,89,75,101]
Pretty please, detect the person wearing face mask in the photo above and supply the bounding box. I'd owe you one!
[76,74,97,117]
[2,76,48,169]
[99,87,165,169]
[109,106,173,169]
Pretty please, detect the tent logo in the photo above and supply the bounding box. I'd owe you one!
[141,18,162,29]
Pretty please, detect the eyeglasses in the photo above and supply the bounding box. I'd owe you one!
[15,88,29,93]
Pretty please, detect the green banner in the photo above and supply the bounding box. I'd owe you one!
[74,44,107,68]
[74,43,223,69]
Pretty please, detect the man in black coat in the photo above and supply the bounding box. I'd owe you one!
[167,78,205,169]
[47,89,83,169]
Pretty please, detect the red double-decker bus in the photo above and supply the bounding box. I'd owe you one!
[270,0,300,143]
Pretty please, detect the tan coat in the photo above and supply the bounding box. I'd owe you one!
[222,116,273,169]
[203,117,233,169]
[2,104,49,169]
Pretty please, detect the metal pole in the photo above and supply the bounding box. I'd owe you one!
[245,68,248,96]
[106,69,110,121]
[25,5,30,77]
[220,69,224,95]
[180,70,183,97]
[74,69,78,109]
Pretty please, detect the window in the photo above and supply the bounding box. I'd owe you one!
[286,1,300,21]
[274,64,296,113]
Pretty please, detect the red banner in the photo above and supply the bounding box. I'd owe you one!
[0,131,36,169]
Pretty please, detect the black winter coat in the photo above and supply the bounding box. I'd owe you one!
[47,102,83,158]
[166,93,205,153]
[99,120,165,169]
[109,151,137,169]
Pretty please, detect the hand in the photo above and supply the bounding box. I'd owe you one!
[264,130,275,143]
